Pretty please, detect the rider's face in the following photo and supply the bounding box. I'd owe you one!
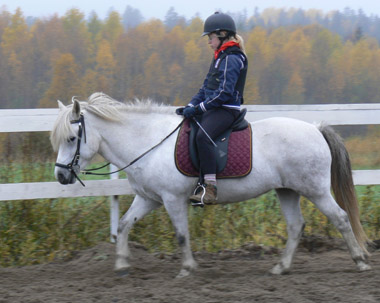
[208,33,220,51]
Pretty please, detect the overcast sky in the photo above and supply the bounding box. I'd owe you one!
[2,0,380,20]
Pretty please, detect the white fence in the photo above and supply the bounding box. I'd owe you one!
[1,104,380,240]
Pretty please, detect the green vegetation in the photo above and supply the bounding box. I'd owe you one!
[0,130,379,267]
[0,185,378,267]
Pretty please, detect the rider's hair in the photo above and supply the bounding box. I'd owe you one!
[217,31,246,54]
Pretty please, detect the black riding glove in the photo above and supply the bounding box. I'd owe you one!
[175,106,187,115]
[183,106,202,118]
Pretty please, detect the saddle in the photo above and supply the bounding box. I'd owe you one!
[175,108,252,178]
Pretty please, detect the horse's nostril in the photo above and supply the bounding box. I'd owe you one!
[57,172,68,184]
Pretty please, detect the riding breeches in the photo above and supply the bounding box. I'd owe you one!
[195,107,239,175]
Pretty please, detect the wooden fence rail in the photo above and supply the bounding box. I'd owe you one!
[1,104,380,240]
[2,103,380,200]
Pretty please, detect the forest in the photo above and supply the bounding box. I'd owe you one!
[1,6,380,109]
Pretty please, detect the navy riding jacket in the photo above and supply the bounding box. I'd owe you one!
[188,45,248,112]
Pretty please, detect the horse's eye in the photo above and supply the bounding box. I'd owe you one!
[68,136,76,143]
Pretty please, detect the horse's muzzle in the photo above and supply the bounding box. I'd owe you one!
[57,170,77,185]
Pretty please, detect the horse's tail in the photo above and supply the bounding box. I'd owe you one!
[318,124,369,253]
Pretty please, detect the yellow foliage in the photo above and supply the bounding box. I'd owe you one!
[102,11,123,49]
[39,53,82,107]
[1,8,380,107]
[184,40,201,65]
[345,132,380,168]
[283,71,305,104]
[1,8,31,58]
[283,28,311,68]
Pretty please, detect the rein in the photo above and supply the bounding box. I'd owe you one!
[83,119,184,176]
[56,113,184,186]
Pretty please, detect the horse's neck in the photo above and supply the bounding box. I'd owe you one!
[96,112,179,168]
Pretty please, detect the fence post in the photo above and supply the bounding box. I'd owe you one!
[110,164,120,243]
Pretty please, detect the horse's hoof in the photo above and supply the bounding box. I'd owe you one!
[115,268,130,277]
[357,261,372,272]
[176,268,191,278]
[269,264,289,275]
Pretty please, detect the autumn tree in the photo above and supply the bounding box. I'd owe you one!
[282,28,310,103]
[87,12,103,44]
[259,27,291,104]
[39,53,82,107]
[345,38,380,103]
[180,39,209,104]
[94,39,116,93]
[245,27,269,104]
[1,7,380,109]
[29,16,66,105]
[303,28,342,103]
[327,44,347,103]
[62,9,92,69]
[1,8,33,108]
[101,11,123,50]
[0,7,11,40]
[115,19,166,100]
[81,69,98,98]
[142,52,167,101]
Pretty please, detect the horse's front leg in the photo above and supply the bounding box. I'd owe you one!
[115,195,161,275]
[163,194,197,278]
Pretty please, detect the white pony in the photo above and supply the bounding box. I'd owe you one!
[51,93,371,278]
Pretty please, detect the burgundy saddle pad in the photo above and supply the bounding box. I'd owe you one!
[174,119,252,178]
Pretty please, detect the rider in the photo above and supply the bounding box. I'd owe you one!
[177,12,248,206]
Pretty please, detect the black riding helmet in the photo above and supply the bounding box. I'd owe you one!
[202,12,236,37]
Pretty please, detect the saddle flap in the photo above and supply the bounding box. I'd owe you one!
[189,121,231,173]
[175,119,252,178]
[231,108,249,131]
[188,108,249,173]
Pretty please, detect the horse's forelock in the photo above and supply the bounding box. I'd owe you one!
[50,106,76,151]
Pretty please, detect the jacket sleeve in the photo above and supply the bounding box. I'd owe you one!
[188,78,208,107]
[199,54,244,112]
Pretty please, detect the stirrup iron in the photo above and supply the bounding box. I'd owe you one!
[190,183,205,207]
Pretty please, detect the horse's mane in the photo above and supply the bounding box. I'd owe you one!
[86,92,174,118]
[50,92,174,151]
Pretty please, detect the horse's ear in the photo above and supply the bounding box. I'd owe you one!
[72,99,81,120]
[57,100,66,111]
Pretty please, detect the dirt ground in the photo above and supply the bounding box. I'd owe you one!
[0,237,379,303]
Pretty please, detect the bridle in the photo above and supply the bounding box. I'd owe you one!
[55,113,87,186]
[55,112,184,187]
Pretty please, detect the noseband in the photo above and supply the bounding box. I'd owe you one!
[55,113,86,186]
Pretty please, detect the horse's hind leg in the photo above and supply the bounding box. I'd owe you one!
[270,188,305,275]
[115,195,161,275]
[311,193,371,271]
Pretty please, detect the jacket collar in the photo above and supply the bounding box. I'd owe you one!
[214,41,240,59]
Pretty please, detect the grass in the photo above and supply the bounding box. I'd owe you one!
[0,169,379,267]
[345,126,380,169]
[0,131,379,266]
[131,186,380,254]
